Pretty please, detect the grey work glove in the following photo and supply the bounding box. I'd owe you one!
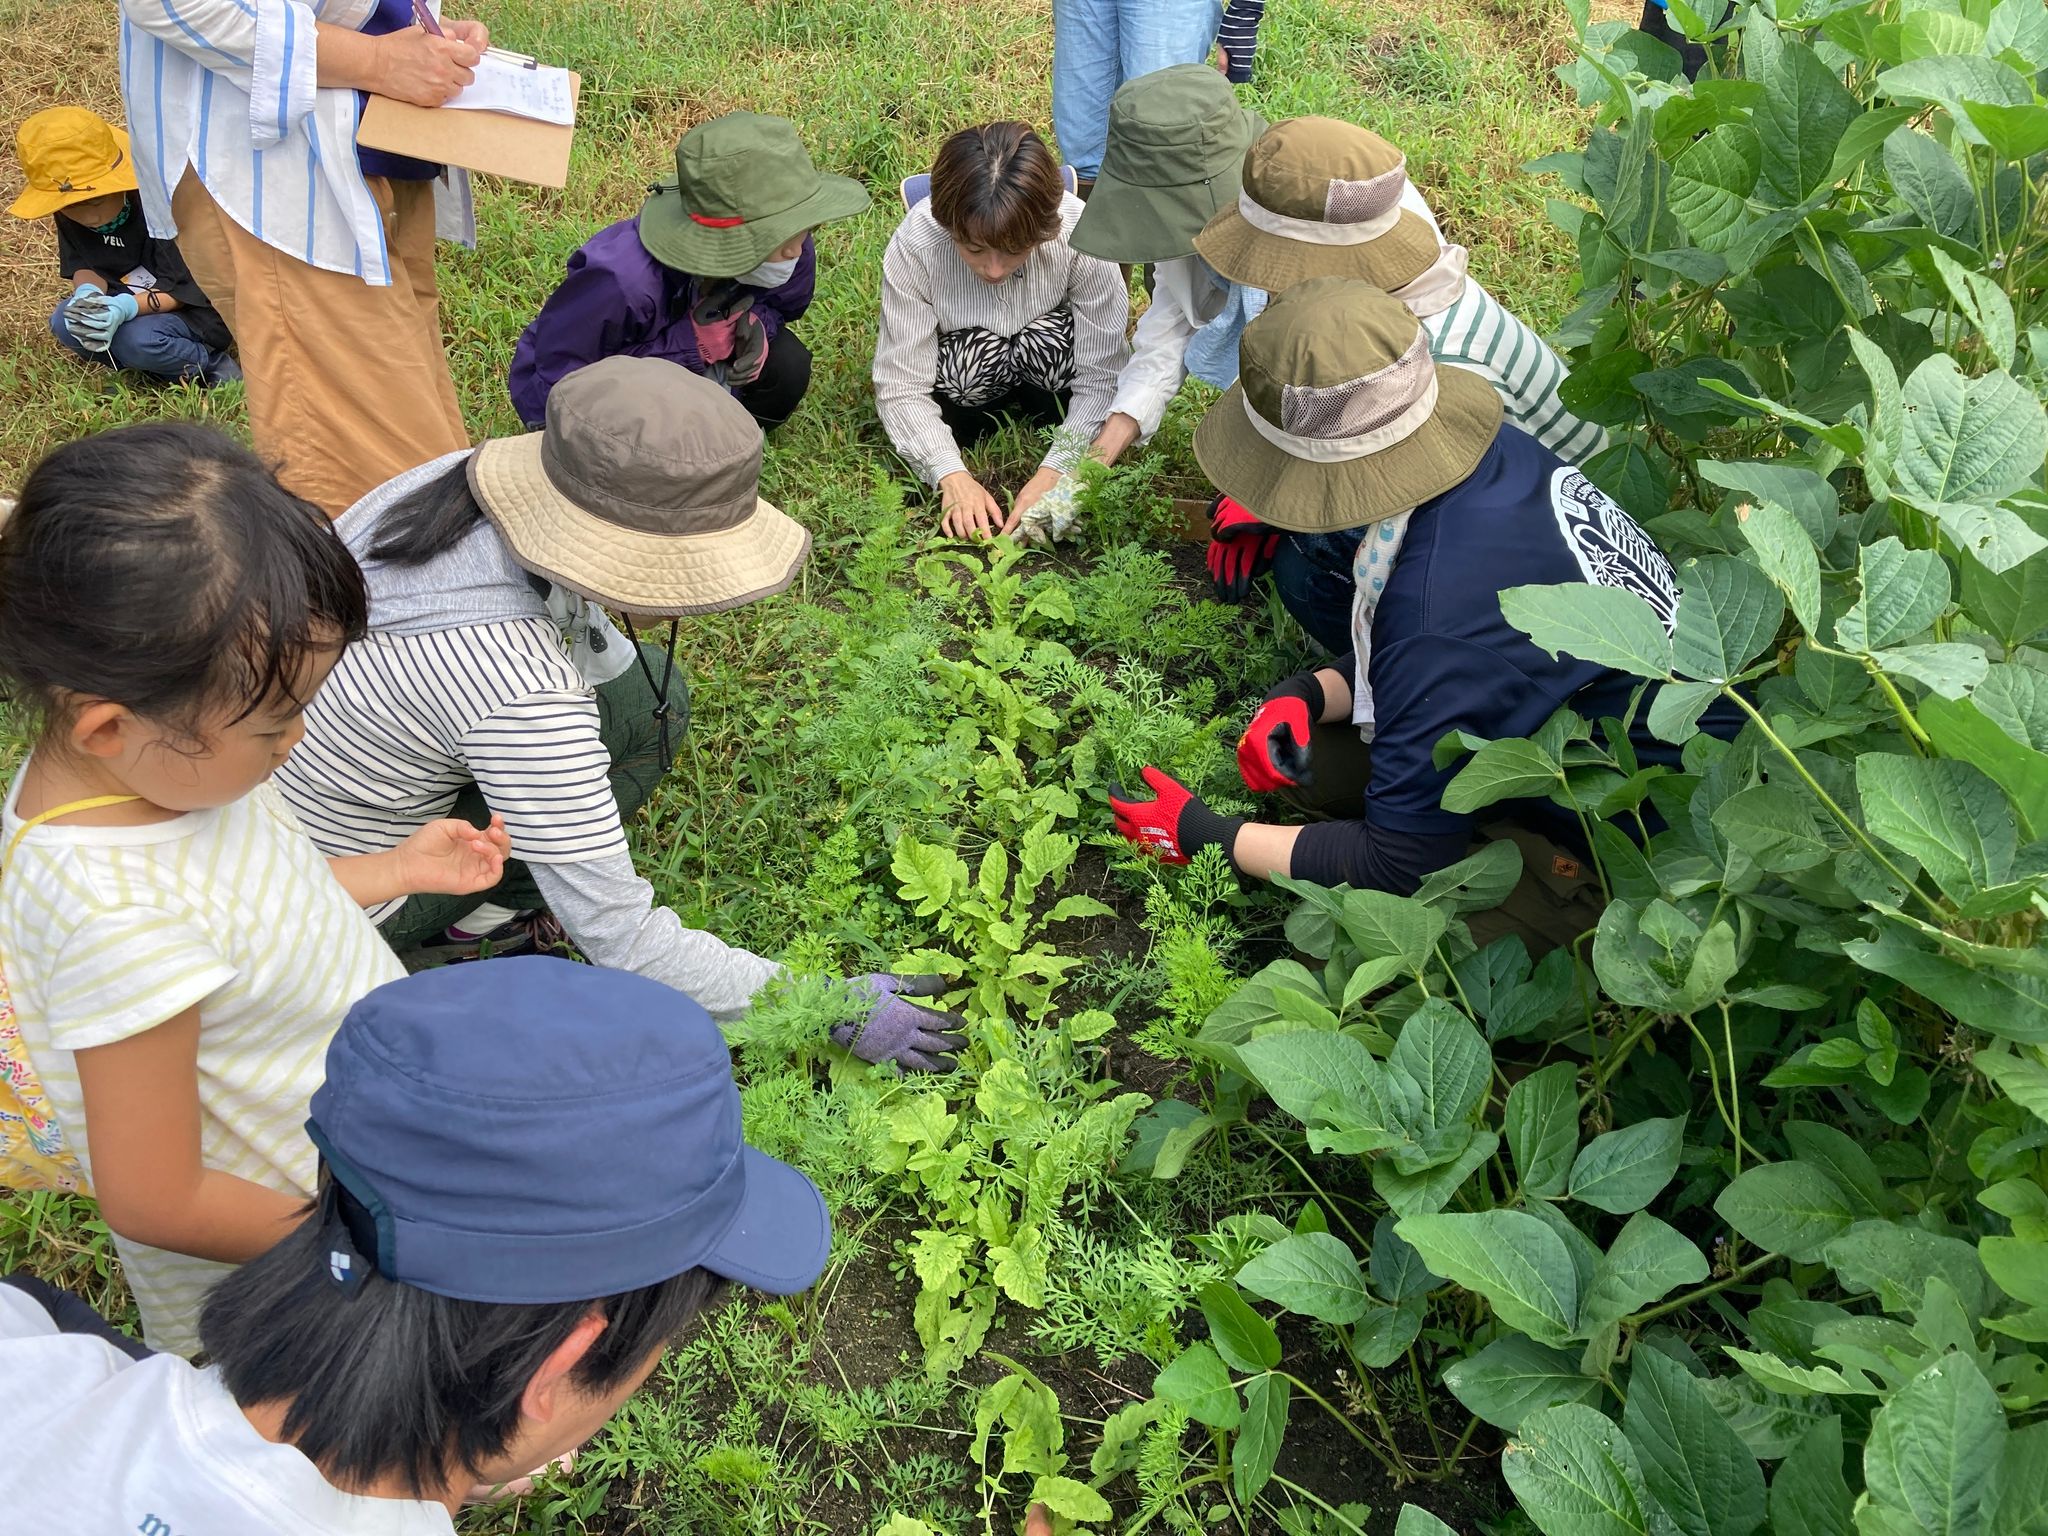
[831,974,968,1073]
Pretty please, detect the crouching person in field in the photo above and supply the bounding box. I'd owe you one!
[0,958,832,1525]
[1107,282,1741,954]
[275,356,967,1073]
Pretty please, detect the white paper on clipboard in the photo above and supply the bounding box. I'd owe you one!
[443,56,575,125]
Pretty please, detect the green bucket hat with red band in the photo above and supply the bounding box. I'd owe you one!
[638,112,872,280]
[1069,64,1265,265]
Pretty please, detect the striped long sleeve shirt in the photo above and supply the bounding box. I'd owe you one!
[874,195,1130,486]
[118,0,474,284]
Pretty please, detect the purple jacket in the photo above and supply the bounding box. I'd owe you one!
[508,217,817,427]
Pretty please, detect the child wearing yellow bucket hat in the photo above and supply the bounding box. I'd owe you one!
[8,107,237,388]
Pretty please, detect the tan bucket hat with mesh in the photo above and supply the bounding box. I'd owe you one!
[1194,117,1439,293]
[467,356,810,616]
[1194,277,1503,533]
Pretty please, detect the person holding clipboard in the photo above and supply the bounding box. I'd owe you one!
[117,0,491,517]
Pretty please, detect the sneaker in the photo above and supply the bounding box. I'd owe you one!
[406,911,574,967]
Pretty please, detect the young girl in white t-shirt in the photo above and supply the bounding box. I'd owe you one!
[0,423,511,1356]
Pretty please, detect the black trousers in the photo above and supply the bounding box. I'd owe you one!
[733,327,812,430]
[936,383,1071,448]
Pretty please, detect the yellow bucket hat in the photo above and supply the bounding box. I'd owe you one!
[9,107,139,220]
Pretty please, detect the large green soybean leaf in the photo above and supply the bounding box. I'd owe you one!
[1878,54,2034,145]
[1443,736,1567,812]
[1736,499,1822,633]
[1714,1162,1856,1259]
[1770,1416,1853,1536]
[1235,1233,1370,1325]
[1702,460,1839,540]
[1895,356,2048,510]
[1885,125,1979,241]
[1986,1420,2048,1536]
[1371,1216,1441,1302]
[1837,538,1951,652]
[1236,1030,1414,1152]
[1753,33,1858,202]
[1862,1354,2006,1536]
[1390,999,1491,1145]
[1338,888,1447,973]
[1857,753,2016,900]
[1505,1403,1662,1536]
[1396,1210,1578,1344]
[1197,1283,1281,1373]
[1580,1212,1711,1333]
[1673,555,1785,683]
[1444,1335,1604,1431]
[1506,1061,1580,1199]
[1848,929,2048,1043]
[1920,694,2048,840]
[1570,1115,1686,1214]
[1394,1509,1459,1536]
[1713,783,1834,872]
[1502,583,1675,678]
[1668,124,1761,249]
[1234,1373,1289,1505]
[1624,1346,1767,1536]
[1154,1341,1241,1429]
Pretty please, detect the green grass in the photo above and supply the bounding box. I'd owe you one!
[0,2,1594,1531]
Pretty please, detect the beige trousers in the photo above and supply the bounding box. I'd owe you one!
[170,172,470,517]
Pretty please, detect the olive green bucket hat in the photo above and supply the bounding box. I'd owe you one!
[1070,64,1265,264]
[1194,117,1439,293]
[1194,278,1502,533]
[638,112,872,280]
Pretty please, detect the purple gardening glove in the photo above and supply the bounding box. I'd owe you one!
[689,280,753,364]
[831,974,968,1073]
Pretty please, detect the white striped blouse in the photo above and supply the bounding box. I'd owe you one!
[117,0,474,285]
[874,194,1130,486]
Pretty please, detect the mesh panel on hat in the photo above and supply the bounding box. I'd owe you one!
[1322,160,1407,226]
[1277,330,1433,438]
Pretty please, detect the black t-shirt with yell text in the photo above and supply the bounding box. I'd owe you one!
[1361,422,1745,843]
[53,191,233,353]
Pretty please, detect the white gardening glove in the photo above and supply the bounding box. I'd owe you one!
[1015,475,1082,548]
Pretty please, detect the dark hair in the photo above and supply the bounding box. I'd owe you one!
[929,122,1064,253]
[0,423,367,734]
[366,455,487,567]
[199,1192,725,1496]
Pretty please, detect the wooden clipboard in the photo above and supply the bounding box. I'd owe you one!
[357,72,581,189]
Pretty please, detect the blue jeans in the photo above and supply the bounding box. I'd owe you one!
[1273,526,1364,656]
[48,301,235,385]
[1051,0,1224,179]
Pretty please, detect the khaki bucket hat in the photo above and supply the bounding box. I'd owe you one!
[1194,277,1502,533]
[467,356,811,616]
[1069,65,1265,264]
[638,112,871,280]
[1194,118,1438,293]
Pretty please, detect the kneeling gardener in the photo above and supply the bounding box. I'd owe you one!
[1108,281,1739,951]
[0,958,832,1525]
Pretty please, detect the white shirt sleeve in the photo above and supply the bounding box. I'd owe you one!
[873,229,968,487]
[1108,257,1205,441]
[119,0,321,149]
[1044,246,1131,474]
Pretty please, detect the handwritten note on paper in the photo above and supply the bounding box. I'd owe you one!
[443,56,575,125]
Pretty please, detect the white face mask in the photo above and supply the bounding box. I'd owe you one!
[737,255,799,288]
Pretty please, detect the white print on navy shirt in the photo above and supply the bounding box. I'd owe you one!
[1547,466,1680,633]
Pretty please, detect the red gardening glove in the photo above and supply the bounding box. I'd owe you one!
[1238,695,1315,793]
[1206,493,1280,604]
[1109,767,1243,866]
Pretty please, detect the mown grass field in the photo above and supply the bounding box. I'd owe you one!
[0,2,1605,1531]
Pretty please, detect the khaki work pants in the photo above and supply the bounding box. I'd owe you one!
[1280,721,1608,956]
[170,172,470,517]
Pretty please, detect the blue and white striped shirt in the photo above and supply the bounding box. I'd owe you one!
[118,0,474,285]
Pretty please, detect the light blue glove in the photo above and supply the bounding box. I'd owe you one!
[66,290,138,350]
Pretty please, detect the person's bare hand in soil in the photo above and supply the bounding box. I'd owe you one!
[940,471,1005,538]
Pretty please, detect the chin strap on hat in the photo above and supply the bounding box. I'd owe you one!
[632,619,684,765]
